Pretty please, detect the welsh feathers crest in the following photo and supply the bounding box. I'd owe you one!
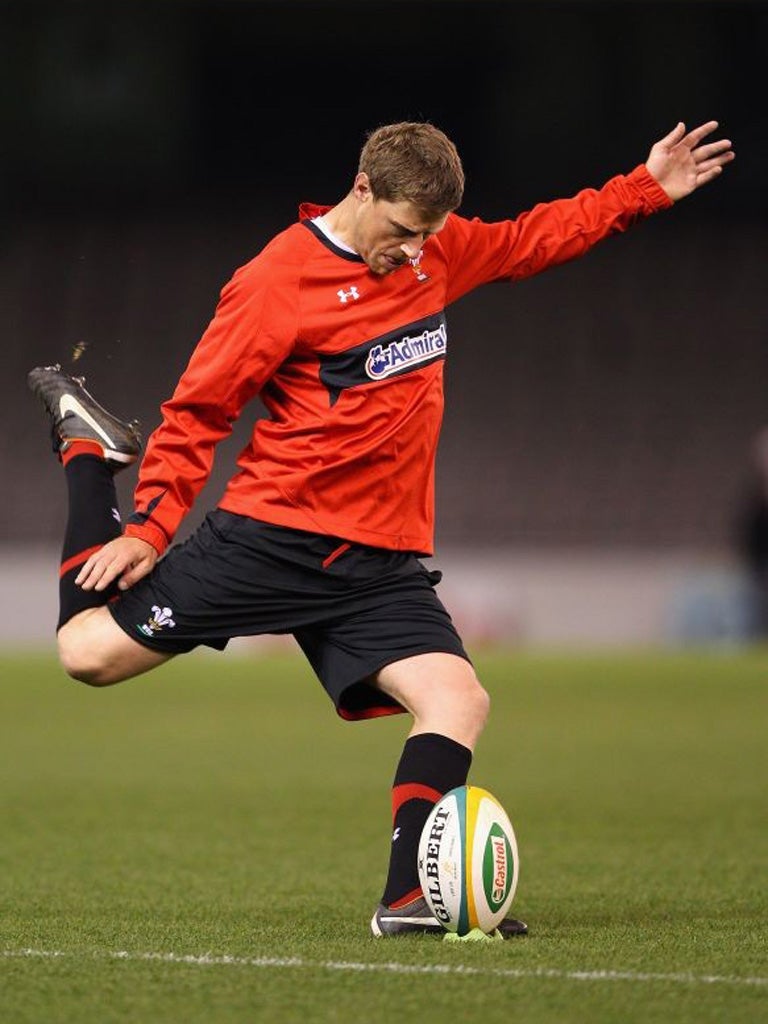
[137,605,176,637]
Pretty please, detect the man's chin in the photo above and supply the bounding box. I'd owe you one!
[377,256,406,275]
[366,261,394,276]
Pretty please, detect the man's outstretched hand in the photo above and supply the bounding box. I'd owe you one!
[646,121,734,201]
[75,536,158,592]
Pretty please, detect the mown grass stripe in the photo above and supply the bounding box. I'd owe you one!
[2,948,766,988]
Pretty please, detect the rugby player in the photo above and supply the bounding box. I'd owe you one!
[29,119,733,937]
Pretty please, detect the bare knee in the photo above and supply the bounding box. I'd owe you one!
[375,653,492,750]
[470,679,491,732]
[456,675,490,744]
[56,608,167,686]
[57,622,115,685]
[423,671,490,749]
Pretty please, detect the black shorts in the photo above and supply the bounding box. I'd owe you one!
[109,511,469,720]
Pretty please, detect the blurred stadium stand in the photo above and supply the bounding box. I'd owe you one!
[2,1,765,646]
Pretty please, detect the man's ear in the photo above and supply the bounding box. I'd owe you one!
[352,172,373,204]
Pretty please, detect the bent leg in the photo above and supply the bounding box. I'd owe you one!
[57,606,173,685]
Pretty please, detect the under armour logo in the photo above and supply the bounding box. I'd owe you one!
[337,286,360,304]
[392,827,401,843]
[111,508,121,523]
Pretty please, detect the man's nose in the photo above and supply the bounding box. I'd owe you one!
[400,237,423,259]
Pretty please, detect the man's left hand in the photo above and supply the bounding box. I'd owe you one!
[646,121,734,201]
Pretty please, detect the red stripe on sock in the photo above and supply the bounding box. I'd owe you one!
[388,887,424,910]
[59,544,103,578]
[392,782,443,818]
[61,441,105,466]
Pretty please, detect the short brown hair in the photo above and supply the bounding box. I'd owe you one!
[359,122,464,213]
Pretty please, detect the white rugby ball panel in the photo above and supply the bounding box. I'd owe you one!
[467,786,519,933]
[418,790,463,929]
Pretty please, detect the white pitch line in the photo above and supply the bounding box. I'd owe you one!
[2,948,766,989]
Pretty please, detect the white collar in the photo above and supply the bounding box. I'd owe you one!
[312,215,358,255]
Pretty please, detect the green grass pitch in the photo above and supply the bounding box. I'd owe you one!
[1,648,766,1023]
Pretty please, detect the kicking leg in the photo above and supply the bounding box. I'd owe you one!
[29,365,169,684]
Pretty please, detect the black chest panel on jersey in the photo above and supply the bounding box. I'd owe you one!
[317,311,447,405]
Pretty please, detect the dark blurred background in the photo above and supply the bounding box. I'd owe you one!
[2,0,765,553]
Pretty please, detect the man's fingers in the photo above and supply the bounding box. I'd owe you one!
[75,550,129,591]
[81,559,123,592]
[693,138,733,162]
[75,554,105,588]
[660,121,687,148]
[74,538,157,592]
[700,165,724,186]
[696,165,725,187]
[117,558,154,591]
[682,119,720,149]
[696,151,735,177]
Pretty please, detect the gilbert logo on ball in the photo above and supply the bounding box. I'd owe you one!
[417,785,519,936]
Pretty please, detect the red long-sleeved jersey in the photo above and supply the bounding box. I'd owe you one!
[125,165,671,556]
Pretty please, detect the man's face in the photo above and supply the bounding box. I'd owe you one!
[352,179,449,276]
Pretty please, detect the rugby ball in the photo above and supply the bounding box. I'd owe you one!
[417,785,519,936]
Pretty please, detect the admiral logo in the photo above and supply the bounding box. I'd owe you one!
[490,834,508,905]
[365,322,447,381]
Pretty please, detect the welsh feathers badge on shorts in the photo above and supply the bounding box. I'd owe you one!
[137,604,176,637]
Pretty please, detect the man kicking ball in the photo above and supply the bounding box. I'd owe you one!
[29,118,733,936]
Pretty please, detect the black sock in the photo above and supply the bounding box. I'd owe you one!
[58,451,122,629]
[381,732,472,908]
